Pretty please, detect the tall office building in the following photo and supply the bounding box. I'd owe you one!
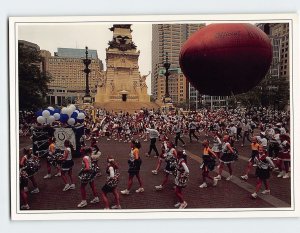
[269,23,289,80]
[41,48,104,105]
[255,23,290,109]
[151,24,205,105]
[257,23,289,81]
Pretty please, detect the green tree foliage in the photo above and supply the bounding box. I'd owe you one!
[18,42,52,110]
[232,75,289,110]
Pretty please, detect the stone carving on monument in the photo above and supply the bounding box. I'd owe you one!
[95,24,152,111]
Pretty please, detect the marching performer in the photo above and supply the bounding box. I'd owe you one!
[251,146,275,198]
[60,140,76,191]
[151,135,169,175]
[199,140,218,188]
[121,139,144,195]
[155,142,177,190]
[20,148,40,194]
[77,148,99,208]
[240,137,260,180]
[214,135,236,181]
[43,137,61,179]
[174,150,189,209]
[145,124,160,158]
[101,156,121,209]
[211,131,222,163]
[276,134,290,179]
[20,167,29,209]
[90,144,101,177]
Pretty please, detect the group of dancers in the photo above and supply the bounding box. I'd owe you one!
[19,134,190,210]
[19,107,290,210]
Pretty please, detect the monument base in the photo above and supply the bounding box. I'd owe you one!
[94,101,160,113]
[83,96,92,104]
[159,97,176,114]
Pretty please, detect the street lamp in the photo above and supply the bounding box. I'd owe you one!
[163,52,171,103]
[83,46,92,103]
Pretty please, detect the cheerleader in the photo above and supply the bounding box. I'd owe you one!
[101,157,121,209]
[214,135,235,181]
[211,131,222,162]
[251,145,275,198]
[91,144,101,176]
[60,140,75,191]
[20,148,39,194]
[155,142,177,190]
[240,137,260,180]
[276,134,290,179]
[174,150,189,209]
[43,137,61,179]
[199,140,218,188]
[77,148,99,208]
[151,135,169,175]
[20,167,29,209]
[121,140,144,195]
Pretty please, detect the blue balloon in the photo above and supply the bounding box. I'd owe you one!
[71,112,78,119]
[48,109,54,115]
[54,108,60,113]
[35,110,43,117]
[60,113,69,123]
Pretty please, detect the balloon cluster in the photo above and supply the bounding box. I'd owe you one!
[36,105,86,126]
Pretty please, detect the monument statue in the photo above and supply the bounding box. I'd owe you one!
[95,24,150,106]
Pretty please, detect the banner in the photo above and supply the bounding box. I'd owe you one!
[54,128,76,150]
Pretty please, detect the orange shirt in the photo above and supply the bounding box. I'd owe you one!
[203,147,209,155]
[132,148,139,160]
[251,142,260,151]
[49,143,55,154]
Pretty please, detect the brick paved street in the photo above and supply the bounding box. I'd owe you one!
[18,132,291,210]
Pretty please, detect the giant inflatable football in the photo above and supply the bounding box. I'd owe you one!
[179,23,273,96]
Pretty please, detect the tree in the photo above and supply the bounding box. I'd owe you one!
[18,42,52,111]
[233,74,289,110]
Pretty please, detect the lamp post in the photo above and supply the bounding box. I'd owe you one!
[83,46,92,103]
[163,52,171,103]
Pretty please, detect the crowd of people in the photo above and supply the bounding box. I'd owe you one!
[19,106,291,210]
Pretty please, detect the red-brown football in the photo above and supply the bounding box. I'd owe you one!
[179,23,273,96]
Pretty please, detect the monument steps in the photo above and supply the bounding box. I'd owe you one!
[94,101,160,113]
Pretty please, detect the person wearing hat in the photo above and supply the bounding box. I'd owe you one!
[121,139,144,195]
